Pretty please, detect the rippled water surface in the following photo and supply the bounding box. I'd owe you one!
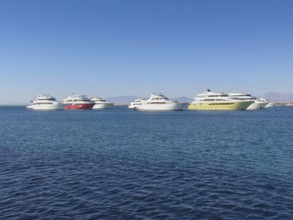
[1,106,293,219]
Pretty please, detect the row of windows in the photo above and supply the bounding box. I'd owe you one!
[201,99,228,101]
[231,98,254,100]
[151,98,169,100]
[207,95,228,98]
[147,102,170,104]
[36,102,54,105]
[38,98,56,101]
[209,103,234,105]
[65,99,90,102]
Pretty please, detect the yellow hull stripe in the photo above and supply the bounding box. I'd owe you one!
[188,101,252,110]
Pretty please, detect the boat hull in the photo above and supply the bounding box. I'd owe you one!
[246,102,262,110]
[64,103,94,110]
[247,100,271,110]
[265,102,274,108]
[188,101,253,110]
[260,102,269,109]
[92,103,113,109]
[26,104,64,110]
[134,103,183,111]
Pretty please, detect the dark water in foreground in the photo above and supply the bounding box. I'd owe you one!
[0,106,293,219]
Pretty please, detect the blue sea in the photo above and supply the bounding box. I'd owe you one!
[0,106,293,219]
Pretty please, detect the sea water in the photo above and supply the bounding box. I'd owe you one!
[0,106,292,219]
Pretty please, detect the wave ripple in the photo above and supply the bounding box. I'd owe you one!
[0,107,293,219]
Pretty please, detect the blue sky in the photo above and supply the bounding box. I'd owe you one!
[0,0,292,104]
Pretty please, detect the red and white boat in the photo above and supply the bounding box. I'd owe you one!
[63,95,95,110]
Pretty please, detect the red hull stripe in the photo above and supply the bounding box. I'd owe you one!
[65,103,95,110]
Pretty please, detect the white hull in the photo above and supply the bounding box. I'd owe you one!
[92,103,113,109]
[246,102,262,110]
[247,100,270,110]
[260,102,269,109]
[265,102,274,108]
[27,103,64,110]
[258,98,270,109]
[134,103,183,111]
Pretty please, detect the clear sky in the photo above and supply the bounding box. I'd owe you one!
[0,0,292,104]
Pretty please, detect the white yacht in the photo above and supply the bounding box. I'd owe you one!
[188,90,253,110]
[27,94,64,110]
[229,92,269,110]
[90,97,113,109]
[128,98,145,109]
[129,93,183,111]
[258,98,270,109]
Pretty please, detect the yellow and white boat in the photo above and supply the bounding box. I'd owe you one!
[188,90,253,111]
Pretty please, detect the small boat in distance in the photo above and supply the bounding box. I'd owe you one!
[188,90,253,110]
[129,93,183,111]
[27,94,64,110]
[128,98,146,109]
[228,92,262,110]
[91,97,113,109]
[258,98,270,109]
[228,93,273,110]
[63,95,95,110]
